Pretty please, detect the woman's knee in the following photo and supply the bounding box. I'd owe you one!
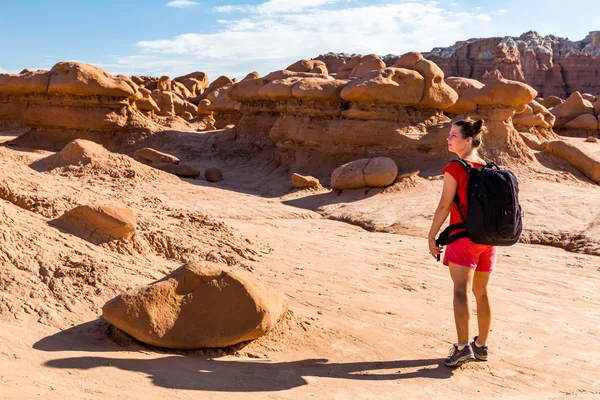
[453,284,470,299]
[472,286,489,299]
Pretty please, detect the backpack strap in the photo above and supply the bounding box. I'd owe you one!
[436,223,468,247]
[450,159,470,223]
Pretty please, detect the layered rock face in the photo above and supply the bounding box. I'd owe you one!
[317,31,600,98]
[424,31,600,98]
[0,63,153,133]
[225,53,461,176]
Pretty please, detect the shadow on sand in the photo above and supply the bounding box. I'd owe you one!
[33,320,453,392]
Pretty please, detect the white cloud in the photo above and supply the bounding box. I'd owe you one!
[118,1,494,79]
[216,0,342,14]
[498,9,507,13]
[166,1,199,8]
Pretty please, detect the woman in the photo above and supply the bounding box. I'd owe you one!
[428,119,496,368]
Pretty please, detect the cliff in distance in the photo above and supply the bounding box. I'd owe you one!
[317,31,600,99]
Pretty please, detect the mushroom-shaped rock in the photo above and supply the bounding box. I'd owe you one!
[395,52,458,109]
[102,262,288,349]
[152,163,200,178]
[205,167,223,182]
[471,78,537,107]
[57,204,136,244]
[286,59,328,75]
[331,157,397,190]
[565,114,598,130]
[549,91,594,128]
[291,78,348,101]
[291,173,321,188]
[258,78,302,101]
[349,58,386,79]
[340,68,425,105]
[48,62,136,97]
[134,148,180,165]
[443,77,485,114]
[541,140,600,183]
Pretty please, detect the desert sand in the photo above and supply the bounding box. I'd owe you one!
[0,118,599,400]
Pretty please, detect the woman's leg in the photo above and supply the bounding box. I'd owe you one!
[448,262,474,344]
[472,271,492,344]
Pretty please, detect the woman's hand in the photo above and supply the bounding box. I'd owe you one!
[428,237,442,261]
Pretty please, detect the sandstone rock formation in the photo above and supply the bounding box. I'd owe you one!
[423,31,600,98]
[133,148,180,165]
[0,62,153,136]
[541,140,600,183]
[331,157,398,190]
[102,262,288,349]
[291,173,321,188]
[318,31,600,98]
[57,204,136,244]
[204,167,223,182]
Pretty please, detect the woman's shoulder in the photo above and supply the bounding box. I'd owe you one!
[442,160,468,176]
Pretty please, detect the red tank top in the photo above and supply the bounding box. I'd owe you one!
[442,161,485,226]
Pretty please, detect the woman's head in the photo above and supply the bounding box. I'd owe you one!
[447,119,487,155]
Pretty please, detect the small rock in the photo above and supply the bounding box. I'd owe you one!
[395,170,420,181]
[181,111,193,120]
[57,204,136,244]
[291,173,320,188]
[205,167,223,182]
[133,148,180,165]
[585,136,598,143]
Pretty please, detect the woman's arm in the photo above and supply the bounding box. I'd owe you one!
[428,172,458,259]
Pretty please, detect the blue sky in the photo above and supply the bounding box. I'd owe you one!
[1,0,598,80]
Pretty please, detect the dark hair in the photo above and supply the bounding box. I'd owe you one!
[453,119,487,149]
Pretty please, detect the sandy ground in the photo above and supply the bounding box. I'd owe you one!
[0,130,599,399]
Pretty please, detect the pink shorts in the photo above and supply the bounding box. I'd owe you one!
[442,237,498,272]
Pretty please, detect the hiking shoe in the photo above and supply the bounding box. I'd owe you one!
[471,336,489,361]
[444,344,475,367]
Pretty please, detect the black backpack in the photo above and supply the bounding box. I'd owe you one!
[436,159,523,249]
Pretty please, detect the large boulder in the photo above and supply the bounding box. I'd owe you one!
[471,78,537,107]
[541,140,600,183]
[102,262,288,349]
[331,157,398,189]
[443,77,485,114]
[57,204,137,244]
[291,78,348,101]
[565,114,598,130]
[47,62,137,97]
[340,68,425,105]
